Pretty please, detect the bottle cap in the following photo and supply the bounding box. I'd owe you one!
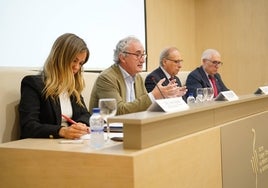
[92,108,100,113]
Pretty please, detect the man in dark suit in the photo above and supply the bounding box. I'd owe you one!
[145,47,187,99]
[185,49,229,98]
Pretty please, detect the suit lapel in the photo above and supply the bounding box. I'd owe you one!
[157,67,170,86]
[214,74,221,92]
[50,98,61,125]
[113,64,127,101]
[175,76,182,87]
[199,67,211,87]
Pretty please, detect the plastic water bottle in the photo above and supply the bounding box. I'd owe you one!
[89,108,104,149]
[187,93,195,105]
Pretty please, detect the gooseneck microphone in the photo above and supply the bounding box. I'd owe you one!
[151,76,166,99]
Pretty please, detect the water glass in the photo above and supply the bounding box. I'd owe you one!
[98,98,117,141]
[196,88,205,103]
[206,87,214,101]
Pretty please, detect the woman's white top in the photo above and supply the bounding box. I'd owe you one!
[59,91,73,127]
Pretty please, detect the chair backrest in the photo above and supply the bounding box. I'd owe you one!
[177,71,190,86]
[138,71,149,81]
[82,72,100,110]
[0,68,38,143]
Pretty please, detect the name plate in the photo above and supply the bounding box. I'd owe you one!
[254,86,268,95]
[215,90,239,101]
[147,97,189,112]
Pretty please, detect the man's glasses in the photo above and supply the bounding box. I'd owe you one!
[165,58,183,64]
[205,59,223,66]
[123,51,147,59]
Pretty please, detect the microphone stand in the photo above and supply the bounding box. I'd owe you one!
[151,77,166,99]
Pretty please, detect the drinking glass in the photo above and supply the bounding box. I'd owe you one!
[203,88,209,101]
[196,88,206,103]
[206,87,214,101]
[98,98,117,141]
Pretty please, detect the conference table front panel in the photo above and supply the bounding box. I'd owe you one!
[221,110,268,188]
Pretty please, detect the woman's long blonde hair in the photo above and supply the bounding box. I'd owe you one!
[42,33,89,106]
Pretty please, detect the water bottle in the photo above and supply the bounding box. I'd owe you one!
[89,108,104,149]
[187,93,195,105]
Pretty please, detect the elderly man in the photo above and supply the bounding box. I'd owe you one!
[144,47,187,99]
[185,49,229,98]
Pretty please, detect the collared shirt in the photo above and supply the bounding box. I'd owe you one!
[119,65,136,102]
[160,66,173,81]
[118,65,155,103]
[202,67,213,88]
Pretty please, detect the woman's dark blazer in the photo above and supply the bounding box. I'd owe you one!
[19,74,90,139]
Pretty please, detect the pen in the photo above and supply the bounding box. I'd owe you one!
[59,140,84,144]
[61,114,77,124]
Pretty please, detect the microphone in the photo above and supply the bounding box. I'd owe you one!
[151,76,166,99]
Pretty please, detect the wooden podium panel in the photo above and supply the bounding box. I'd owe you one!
[221,111,268,188]
[119,110,214,149]
[0,140,134,188]
[214,95,268,125]
[133,127,222,188]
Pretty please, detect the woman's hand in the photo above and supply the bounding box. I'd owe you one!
[59,123,90,139]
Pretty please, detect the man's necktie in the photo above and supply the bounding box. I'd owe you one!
[169,76,174,81]
[209,75,218,97]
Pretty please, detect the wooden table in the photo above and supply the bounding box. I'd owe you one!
[1,94,267,188]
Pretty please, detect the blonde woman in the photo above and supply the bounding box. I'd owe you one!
[19,33,90,139]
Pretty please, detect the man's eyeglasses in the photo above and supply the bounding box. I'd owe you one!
[205,59,223,66]
[123,51,147,59]
[165,58,183,64]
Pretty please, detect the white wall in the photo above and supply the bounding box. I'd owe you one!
[0,0,146,70]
